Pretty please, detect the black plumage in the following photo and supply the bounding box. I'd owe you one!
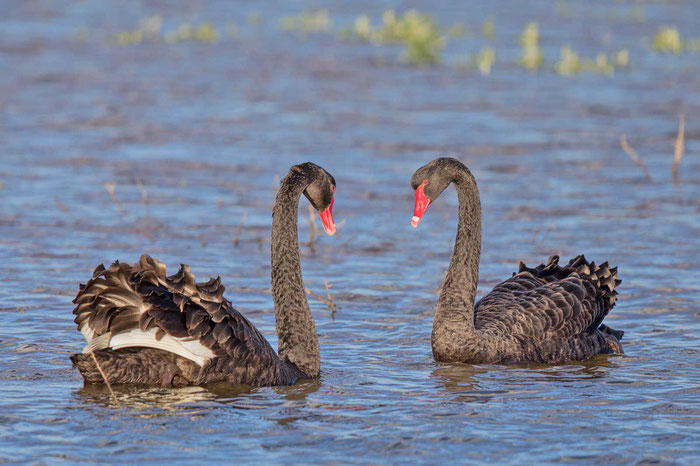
[411,158,624,364]
[71,162,337,386]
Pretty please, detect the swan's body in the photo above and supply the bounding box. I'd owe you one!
[411,158,624,364]
[71,162,337,386]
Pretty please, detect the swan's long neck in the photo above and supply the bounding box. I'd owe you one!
[271,172,320,378]
[432,170,482,359]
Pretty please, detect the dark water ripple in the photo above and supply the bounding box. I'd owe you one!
[1,0,699,463]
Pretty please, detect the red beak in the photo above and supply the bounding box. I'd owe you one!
[319,196,336,236]
[412,180,430,228]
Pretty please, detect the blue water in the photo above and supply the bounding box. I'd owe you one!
[1,1,698,463]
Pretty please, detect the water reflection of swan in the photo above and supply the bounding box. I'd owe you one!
[410,158,625,364]
[75,378,322,418]
[431,364,494,404]
[70,163,337,387]
[76,383,246,412]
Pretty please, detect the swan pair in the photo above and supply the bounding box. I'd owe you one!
[71,159,624,387]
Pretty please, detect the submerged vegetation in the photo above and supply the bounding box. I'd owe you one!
[105,9,697,75]
[113,16,219,45]
[652,26,700,54]
[280,9,331,35]
[518,22,544,71]
[554,45,627,76]
[338,10,445,65]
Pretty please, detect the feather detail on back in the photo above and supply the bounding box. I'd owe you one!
[475,254,622,343]
[73,255,278,368]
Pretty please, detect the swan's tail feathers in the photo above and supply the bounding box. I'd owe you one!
[517,253,621,318]
[568,254,621,314]
[74,255,229,336]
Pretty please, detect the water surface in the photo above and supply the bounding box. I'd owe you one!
[1,1,698,463]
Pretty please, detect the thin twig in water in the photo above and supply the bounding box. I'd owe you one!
[530,227,540,244]
[305,282,336,314]
[538,222,557,245]
[135,177,149,217]
[620,135,651,181]
[234,212,248,247]
[324,280,336,316]
[672,114,685,185]
[90,351,122,408]
[53,196,69,212]
[104,182,127,214]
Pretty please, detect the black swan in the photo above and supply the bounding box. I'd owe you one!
[410,157,624,364]
[71,162,337,386]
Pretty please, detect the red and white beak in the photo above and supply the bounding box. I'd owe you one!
[411,180,430,228]
[318,188,336,236]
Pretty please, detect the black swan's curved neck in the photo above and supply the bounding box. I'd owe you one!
[433,168,482,353]
[271,171,320,378]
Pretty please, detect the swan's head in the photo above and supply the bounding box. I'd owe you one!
[410,157,467,228]
[297,162,337,236]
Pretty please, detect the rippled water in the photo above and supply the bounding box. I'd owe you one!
[1,1,699,463]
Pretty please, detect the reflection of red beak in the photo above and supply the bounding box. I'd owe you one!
[319,197,336,236]
[411,180,430,228]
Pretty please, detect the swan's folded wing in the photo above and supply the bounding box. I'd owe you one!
[73,254,279,367]
[475,255,619,341]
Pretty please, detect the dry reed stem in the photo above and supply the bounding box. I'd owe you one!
[538,222,557,244]
[620,135,651,180]
[530,228,540,244]
[53,196,69,212]
[233,212,248,247]
[135,177,150,217]
[672,114,685,184]
[324,280,336,315]
[104,182,127,214]
[305,282,336,313]
[90,351,122,408]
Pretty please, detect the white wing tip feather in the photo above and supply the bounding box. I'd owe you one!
[81,327,215,367]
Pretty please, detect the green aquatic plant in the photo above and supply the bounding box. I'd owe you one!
[114,16,162,45]
[615,48,629,67]
[555,45,616,76]
[280,9,331,35]
[340,10,445,65]
[446,23,470,38]
[518,22,543,71]
[554,45,581,76]
[454,46,495,75]
[377,10,445,65]
[164,23,218,43]
[477,46,495,75]
[354,14,373,41]
[113,17,219,45]
[482,18,494,40]
[592,52,614,76]
[652,26,682,54]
